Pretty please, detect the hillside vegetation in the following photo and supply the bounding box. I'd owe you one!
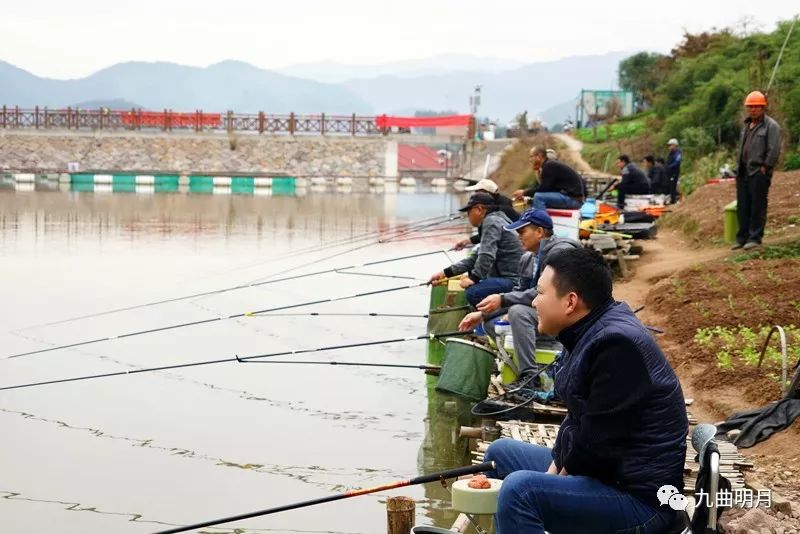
[578,19,800,195]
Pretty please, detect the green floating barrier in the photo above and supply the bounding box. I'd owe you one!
[272,176,296,196]
[156,175,179,186]
[113,174,136,186]
[190,176,214,187]
[231,177,255,194]
[70,174,95,185]
[426,283,468,366]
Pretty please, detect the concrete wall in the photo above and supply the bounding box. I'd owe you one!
[0,131,392,177]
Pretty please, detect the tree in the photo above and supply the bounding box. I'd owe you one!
[618,52,668,109]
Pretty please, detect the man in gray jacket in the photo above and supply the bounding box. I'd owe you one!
[734,90,781,251]
[429,193,523,307]
[458,209,579,380]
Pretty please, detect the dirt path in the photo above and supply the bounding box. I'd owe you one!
[552,133,612,176]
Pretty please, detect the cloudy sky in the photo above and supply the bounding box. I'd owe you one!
[2,0,797,79]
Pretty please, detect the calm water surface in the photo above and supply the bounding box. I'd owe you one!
[0,184,478,533]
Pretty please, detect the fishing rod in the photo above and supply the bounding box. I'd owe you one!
[229,211,464,274]
[16,246,459,331]
[248,312,429,318]
[236,358,442,374]
[155,461,495,534]
[244,213,467,285]
[5,281,437,360]
[0,330,469,391]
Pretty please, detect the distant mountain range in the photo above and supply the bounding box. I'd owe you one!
[0,52,631,121]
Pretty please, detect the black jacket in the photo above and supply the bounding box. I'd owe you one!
[619,163,650,194]
[523,159,584,199]
[647,164,669,195]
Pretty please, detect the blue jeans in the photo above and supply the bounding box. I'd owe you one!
[532,192,582,211]
[465,277,515,307]
[484,439,673,533]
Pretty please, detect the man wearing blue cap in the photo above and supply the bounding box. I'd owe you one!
[458,209,579,382]
[429,192,523,307]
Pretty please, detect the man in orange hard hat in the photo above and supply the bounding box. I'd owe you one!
[733,91,781,251]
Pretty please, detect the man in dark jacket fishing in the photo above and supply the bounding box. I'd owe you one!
[453,179,520,251]
[733,91,782,251]
[429,193,523,307]
[484,247,688,534]
[644,155,669,196]
[512,147,584,210]
[614,154,650,209]
[458,209,578,382]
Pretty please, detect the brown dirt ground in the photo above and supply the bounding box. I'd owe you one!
[664,170,800,245]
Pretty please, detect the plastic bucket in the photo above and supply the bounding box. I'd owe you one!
[436,338,495,401]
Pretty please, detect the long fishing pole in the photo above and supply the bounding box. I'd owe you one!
[236,358,441,373]
[248,312,428,318]
[5,281,437,360]
[155,461,496,534]
[17,246,458,331]
[0,330,468,391]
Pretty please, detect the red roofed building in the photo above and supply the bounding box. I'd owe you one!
[398,144,448,178]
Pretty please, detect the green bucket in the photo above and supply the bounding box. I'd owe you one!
[436,338,495,401]
[723,201,738,244]
[426,282,469,365]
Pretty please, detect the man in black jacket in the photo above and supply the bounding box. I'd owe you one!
[512,147,584,210]
[484,247,688,534]
[614,154,650,209]
[644,155,668,195]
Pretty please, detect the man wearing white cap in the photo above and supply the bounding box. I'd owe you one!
[454,179,520,250]
[665,138,682,204]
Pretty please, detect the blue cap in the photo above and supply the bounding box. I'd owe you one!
[503,209,553,231]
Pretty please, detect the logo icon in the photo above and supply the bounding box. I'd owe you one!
[657,485,688,511]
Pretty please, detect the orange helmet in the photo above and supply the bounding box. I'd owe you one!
[744,91,767,107]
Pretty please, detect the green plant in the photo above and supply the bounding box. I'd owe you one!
[693,325,800,376]
[783,152,800,171]
[671,278,686,298]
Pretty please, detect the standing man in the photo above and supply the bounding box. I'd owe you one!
[665,138,682,204]
[457,209,579,385]
[614,155,650,209]
[484,247,688,534]
[429,193,523,307]
[734,91,782,251]
[512,147,584,211]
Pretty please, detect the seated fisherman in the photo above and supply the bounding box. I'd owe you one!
[484,247,689,534]
[429,192,522,307]
[457,209,578,384]
[453,179,520,251]
[614,154,651,209]
[512,146,585,210]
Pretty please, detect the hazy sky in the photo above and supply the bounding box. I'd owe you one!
[2,1,797,79]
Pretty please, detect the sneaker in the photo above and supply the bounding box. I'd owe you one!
[742,241,761,251]
[731,242,745,250]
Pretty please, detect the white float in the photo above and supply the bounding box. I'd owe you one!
[431,177,447,187]
[254,177,272,187]
[294,178,309,188]
[399,176,417,187]
[336,176,353,186]
[135,175,155,185]
[212,185,232,195]
[12,173,35,182]
[93,174,113,185]
[310,176,328,186]
[213,176,232,187]
[58,173,71,183]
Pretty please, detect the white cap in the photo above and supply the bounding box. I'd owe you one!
[667,138,679,146]
[546,148,558,159]
[464,178,499,193]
